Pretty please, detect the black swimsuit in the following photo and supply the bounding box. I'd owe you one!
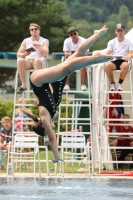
[30,76,67,118]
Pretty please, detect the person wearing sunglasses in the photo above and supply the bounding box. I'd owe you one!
[16,23,49,92]
[63,27,89,91]
[19,26,111,163]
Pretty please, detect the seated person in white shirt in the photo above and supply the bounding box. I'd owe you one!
[104,23,133,91]
[17,23,49,92]
[63,27,89,91]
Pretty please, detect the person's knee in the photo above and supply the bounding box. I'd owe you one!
[17,58,25,64]
[17,58,27,68]
[105,62,115,72]
[34,58,41,64]
[48,133,56,144]
[34,58,42,69]
[104,63,111,71]
[34,58,41,62]
[121,63,129,71]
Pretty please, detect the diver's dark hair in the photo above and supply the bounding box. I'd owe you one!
[32,121,45,137]
[18,108,45,137]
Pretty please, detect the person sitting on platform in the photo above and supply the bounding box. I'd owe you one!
[16,23,49,92]
[63,27,89,91]
[104,23,133,91]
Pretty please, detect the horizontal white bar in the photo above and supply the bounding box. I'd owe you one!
[59,118,90,120]
[62,145,85,148]
[101,146,133,149]
[60,104,91,107]
[63,90,89,93]
[103,118,133,121]
[60,123,91,125]
[104,123,133,126]
[68,98,92,101]
[100,161,133,163]
[58,132,91,135]
[103,105,132,107]
[102,91,132,93]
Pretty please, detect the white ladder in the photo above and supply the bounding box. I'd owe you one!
[7,66,49,176]
[99,59,133,173]
[55,66,93,176]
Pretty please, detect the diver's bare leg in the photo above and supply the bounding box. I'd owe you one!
[67,25,108,59]
[31,54,111,85]
[49,137,59,160]
[31,26,110,85]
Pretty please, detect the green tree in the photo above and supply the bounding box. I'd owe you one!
[105,0,133,16]
[65,0,108,23]
[0,68,16,94]
[63,0,133,23]
[0,100,13,119]
[63,3,133,52]
[117,6,130,27]
[0,0,71,53]
[68,19,91,38]
[107,5,133,31]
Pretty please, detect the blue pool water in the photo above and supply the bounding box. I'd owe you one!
[0,178,133,200]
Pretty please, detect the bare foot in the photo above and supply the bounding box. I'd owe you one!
[94,25,108,36]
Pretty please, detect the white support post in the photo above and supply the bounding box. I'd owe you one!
[76,70,81,90]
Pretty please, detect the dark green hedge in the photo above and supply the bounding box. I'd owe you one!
[0,100,14,120]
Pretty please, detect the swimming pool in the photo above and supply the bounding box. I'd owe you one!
[0,177,133,200]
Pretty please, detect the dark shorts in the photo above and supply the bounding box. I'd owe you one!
[111,60,127,70]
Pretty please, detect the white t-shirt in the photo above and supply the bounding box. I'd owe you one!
[63,36,88,52]
[25,36,49,59]
[107,37,133,61]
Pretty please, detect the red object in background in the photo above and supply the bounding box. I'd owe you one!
[116,126,133,146]
[107,93,123,132]
[87,136,91,146]
[98,171,133,176]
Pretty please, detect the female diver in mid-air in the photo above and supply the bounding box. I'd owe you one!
[19,25,112,163]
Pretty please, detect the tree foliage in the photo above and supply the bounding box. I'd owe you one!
[0,0,71,53]
[1,0,133,94]
[62,1,133,51]
[1,0,133,53]
[65,0,133,23]
[0,69,16,94]
[0,100,14,120]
